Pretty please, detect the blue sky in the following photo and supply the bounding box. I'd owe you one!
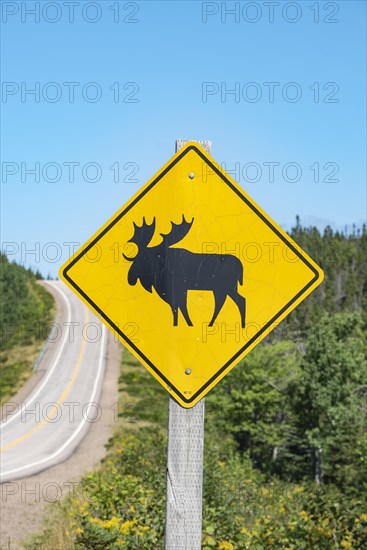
[1,0,366,277]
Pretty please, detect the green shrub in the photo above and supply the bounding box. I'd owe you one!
[46,427,367,549]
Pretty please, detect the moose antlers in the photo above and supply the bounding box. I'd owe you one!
[160,215,194,248]
[127,217,156,248]
[126,215,194,252]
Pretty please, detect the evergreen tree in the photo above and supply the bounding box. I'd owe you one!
[290,312,366,493]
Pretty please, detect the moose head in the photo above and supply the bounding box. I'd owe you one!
[123,215,193,290]
[123,217,157,288]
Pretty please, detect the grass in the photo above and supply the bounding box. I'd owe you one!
[117,350,168,429]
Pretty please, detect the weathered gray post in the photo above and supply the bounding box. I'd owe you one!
[164,139,212,550]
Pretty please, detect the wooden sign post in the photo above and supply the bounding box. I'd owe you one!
[164,139,212,550]
[165,397,205,549]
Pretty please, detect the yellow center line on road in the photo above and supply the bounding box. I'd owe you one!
[0,308,90,452]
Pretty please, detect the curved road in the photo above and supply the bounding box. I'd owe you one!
[0,281,107,483]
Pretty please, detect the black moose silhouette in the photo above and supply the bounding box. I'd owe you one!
[123,216,246,327]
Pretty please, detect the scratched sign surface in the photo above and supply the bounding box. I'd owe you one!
[59,142,323,407]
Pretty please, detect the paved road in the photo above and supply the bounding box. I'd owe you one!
[0,281,107,483]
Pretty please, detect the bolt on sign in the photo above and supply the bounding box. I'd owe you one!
[60,142,323,408]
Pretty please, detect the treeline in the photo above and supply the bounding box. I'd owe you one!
[0,253,55,401]
[284,220,367,335]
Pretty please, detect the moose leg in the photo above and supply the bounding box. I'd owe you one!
[179,301,193,326]
[208,293,227,327]
[172,307,179,326]
[229,290,246,328]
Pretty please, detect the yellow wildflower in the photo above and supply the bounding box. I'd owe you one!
[104,516,121,529]
[217,461,225,468]
[219,542,234,550]
[78,502,89,516]
[340,541,352,549]
[360,513,367,522]
[120,520,136,534]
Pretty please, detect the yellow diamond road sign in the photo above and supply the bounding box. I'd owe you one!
[60,142,324,408]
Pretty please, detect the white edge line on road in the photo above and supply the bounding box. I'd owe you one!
[1,325,107,480]
[0,281,72,428]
